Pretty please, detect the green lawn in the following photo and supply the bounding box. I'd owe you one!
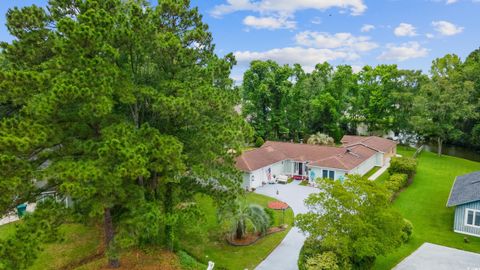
[373,147,480,269]
[0,221,17,240]
[0,221,100,270]
[181,193,294,270]
[364,166,381,179]
[30,223,101,270]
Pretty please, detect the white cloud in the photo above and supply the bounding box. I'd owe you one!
[446,0,459,4]
[426,33,435,38]
[378,42,429,61]
[351,65,363,73]
[294,31,378,52]
[360,24,375,32]
[394,23,417,37]
[234,47,359,72]
[432,20,464,36]
[211,0,367,17]
[311,17,322,25]
[243,15,296,30]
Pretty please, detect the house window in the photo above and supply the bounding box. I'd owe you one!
[465,209,480,227]
[322,170,335,180]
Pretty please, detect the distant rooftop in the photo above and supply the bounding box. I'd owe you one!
[341,135,398,153]
[447,171,480,207]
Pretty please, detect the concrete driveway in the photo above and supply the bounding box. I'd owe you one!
[254,181,318,270]
[393,242,480,270]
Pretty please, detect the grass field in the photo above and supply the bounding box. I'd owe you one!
[373,146,480,269]
[364,166,381,179]
[0,221,17,240]
[0,221,101,270]
[181,192,294,270]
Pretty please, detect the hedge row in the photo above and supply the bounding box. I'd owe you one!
[388,156,417,178]
[385,173,408,194]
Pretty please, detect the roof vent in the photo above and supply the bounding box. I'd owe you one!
[346,148,360,158]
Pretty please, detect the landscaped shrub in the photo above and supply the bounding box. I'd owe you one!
[218,201,270,240]
[255,137,265,147]
[298,239,323,270]
[401,219,414,243]
[299,240,350,270]
[177,250,207,270]
[385,173,408,193]
[264,207,275,227]
[305,251,340,270]
[388,157,417,178]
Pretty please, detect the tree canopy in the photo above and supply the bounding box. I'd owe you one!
[0,0,250,268]
[241,61,425,143]
[296,176,408,269]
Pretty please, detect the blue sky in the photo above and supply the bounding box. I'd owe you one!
[1,0,479,81]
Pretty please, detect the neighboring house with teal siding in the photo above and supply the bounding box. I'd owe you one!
[447,171,480,237]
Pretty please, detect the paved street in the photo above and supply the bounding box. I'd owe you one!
[254,181,318,270]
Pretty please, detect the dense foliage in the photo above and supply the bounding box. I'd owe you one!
[306,132,335,146]
[388,157,417,178]
[0,200,66,270]
[412,54,477,155]
[296,175,408,269]
[385,173,409,195]
[242,62,426,142]
[241,49,480,154]
[0,0,250,268]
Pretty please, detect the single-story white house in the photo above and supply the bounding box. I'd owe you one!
[236,135,397,189]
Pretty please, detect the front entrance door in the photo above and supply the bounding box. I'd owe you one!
[298,163,303,175]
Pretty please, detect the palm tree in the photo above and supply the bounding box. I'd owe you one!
[307,132,335,146]
[219,201,271,240]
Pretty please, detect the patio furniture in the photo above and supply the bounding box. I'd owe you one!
[277,175,288,184]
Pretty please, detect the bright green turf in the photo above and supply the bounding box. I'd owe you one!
[373,147,480,269]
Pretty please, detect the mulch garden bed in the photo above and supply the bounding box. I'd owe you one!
[226,225,288,246]
[267,201,289,210]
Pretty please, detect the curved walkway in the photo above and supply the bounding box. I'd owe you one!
[254,182,317,270]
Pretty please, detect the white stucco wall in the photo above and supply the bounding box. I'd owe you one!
[243,160,285,189]
[246,168,265,189]
[375,152,384,166]
[283,160,294,175]
[269,161,284,179]
[308,166,346,182]
[349,154,377,176]
[243,153,379,189]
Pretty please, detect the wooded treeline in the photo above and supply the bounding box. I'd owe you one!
[241,51,480,153]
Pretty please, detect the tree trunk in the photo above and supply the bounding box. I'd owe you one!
[437,137,443,156]
[104,208,120,268]
[137,175,144,186]
[164,182,174,251]
[235,220,244,240]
